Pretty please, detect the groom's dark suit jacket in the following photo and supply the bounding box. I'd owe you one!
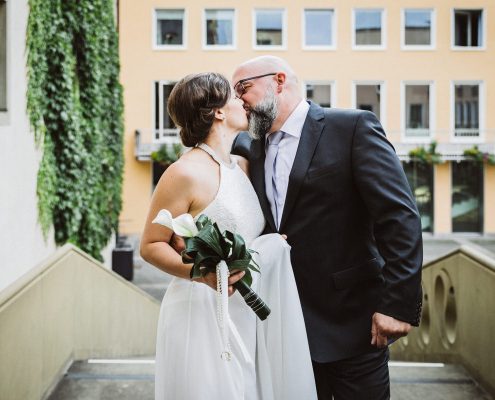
[232,102,423,363]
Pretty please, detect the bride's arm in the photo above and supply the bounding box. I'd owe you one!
[140,161,196,280]
[140,160,246,292]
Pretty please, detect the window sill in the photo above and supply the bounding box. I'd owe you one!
[451,46,486,52]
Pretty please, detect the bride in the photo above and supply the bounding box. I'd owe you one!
[140,72,316,400]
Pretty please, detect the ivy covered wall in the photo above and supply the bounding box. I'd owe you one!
[26,0,124,261]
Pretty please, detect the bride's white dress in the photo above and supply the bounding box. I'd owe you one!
[155,143,317,400]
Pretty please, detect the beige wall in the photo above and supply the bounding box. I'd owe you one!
[485,165,495,233]
[0,244,160,400]
[434,163,452,234]
[390,246,495,396]
[119,0,495,234]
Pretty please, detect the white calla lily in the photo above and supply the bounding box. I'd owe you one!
[172,213,199,237]
[152,209,199,237]
[152,209,174,231]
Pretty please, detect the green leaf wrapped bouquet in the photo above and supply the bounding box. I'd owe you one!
[153,209,271,321]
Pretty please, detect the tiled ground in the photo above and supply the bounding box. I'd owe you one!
[48,360,492,399]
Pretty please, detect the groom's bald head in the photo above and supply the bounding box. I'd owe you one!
[232,56,302,136]
[233,56,298,88]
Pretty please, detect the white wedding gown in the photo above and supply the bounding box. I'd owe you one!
[154,143,317,400]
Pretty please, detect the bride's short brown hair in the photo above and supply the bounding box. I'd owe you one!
[167,72,231,147]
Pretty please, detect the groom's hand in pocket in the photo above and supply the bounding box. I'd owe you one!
[371,312,411,348]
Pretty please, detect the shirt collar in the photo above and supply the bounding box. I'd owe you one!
[279,99,310,139]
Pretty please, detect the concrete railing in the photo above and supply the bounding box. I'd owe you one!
[0,244,160,400]
[390,245,495,396]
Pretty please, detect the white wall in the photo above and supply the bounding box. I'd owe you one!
[0,0,56,292]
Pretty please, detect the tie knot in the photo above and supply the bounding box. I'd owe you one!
[267,130,285,146]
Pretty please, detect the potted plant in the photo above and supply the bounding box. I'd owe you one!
[151,143,183,185]
[408,141,442,165]
[463,145,495,165]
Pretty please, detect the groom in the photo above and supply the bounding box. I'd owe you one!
[231,56,423,399]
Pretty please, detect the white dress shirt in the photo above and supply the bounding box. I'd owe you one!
[265,99,310,228]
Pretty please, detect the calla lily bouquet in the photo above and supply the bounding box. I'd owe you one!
[153,209,271,321]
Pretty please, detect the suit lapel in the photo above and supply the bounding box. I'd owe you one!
[279,102,325,232]
[250,138,277,232]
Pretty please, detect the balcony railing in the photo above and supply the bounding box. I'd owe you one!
[405,128,431,138]
[454,128,480,138]
[135,129,181,161]
[394,141,495,162]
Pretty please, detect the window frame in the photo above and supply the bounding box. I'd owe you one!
[401,8,436,51]
[302,8,337,51]
[451,8,486,51]
[153,80,179,143]
[401,81,435,143]
[252,8,287,51]
[451,160,484,233]
[450,80,484,143]
[152,8,187,51]
[352,80,386,129]
[352,8,386,51]
[202,8,237,51]
[303,80,336,108]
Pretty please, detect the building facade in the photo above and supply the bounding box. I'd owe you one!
[118,0,495,236]
[0,0,58,291]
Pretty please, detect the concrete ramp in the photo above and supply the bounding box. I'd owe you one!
[0,244,160,400]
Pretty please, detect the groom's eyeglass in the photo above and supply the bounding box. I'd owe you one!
[234,73,277,98]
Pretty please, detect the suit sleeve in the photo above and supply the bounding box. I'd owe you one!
[231,131,252,159]
[351,111,423,326]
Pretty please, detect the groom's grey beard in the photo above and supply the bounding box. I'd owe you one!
[247,91,278,140]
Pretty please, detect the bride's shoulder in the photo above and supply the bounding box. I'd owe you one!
[164,150,214,183]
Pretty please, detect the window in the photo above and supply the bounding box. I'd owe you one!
[305,83,333,108]
[452,161,483,232]
[254,9,285,48]
[403,9,433,48]
[454,83,480,138]
[204,9,234,48]
[154,81,177,142]
[0,0,6,112]
[353,9,385,49]
[355,83,382,121]
[155,9,185,48]
[303,9,335,48]
[402,162,434,232]
[453,9,483,48]
[404,84,431,138]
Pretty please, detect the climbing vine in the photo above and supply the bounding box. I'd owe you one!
[26,0,124,261]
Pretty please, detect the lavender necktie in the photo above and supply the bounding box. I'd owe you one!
[265,130,285,229]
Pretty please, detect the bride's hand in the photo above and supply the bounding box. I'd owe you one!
[194,269,245,296]
[169,233,186,253]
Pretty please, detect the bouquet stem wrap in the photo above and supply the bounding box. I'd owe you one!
[233,280,271,321]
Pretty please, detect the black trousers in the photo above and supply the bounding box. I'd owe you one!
[312,348,390,400]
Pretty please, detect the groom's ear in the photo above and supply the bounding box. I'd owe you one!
[275,72,286,93]
[276,72,286,85]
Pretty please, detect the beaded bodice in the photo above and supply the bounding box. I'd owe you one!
[195,143,265,245]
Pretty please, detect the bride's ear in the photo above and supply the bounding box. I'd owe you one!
[214,108,226,122]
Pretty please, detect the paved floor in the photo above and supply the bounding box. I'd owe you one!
[47,360,492,399]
